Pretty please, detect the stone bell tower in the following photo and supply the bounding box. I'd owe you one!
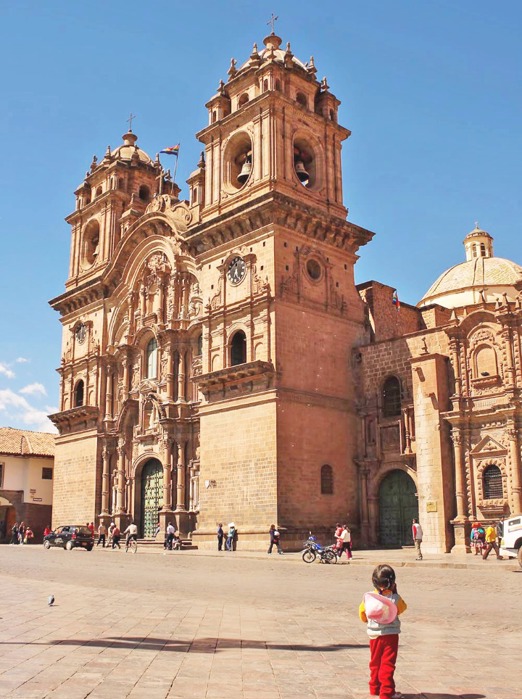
[187,30,374,548]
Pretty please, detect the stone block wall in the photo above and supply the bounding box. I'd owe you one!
[52,430,99,527]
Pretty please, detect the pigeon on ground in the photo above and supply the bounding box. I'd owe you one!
[48,595,55,606]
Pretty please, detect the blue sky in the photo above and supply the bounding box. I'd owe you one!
[1,1,521,432]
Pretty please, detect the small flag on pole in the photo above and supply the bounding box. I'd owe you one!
[160,144,180,156]
[392,290,401,311]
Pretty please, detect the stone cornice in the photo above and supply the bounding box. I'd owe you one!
[184,192,374,256]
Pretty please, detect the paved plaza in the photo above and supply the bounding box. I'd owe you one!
[0,544,520,699]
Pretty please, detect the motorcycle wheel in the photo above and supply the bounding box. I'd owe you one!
[324,550,337,564]
[302,549,316,563]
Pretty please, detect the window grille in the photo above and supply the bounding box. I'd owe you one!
[483,465,503,499]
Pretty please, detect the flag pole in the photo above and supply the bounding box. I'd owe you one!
[173,144,180,184]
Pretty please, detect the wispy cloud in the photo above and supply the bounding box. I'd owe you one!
[20,383,47,397]
[15,357,29,364]
[0,389,57,433]
[0,363,15,379]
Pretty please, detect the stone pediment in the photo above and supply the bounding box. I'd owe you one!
[145,195,192,233]
[470,435,507,456]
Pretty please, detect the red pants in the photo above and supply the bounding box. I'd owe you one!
[369,634,399,698]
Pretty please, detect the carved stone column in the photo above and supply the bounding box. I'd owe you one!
[450,429,470,553]
[115,440,126,514]
[100,447,111,517]
[357,464,370,546]
[507,427,522,513]
[178,349,186,401]
[161,437,173,511]
[104,365,114,420]
[175,441,187,512]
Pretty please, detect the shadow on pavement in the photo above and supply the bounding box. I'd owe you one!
[0,636,367,653]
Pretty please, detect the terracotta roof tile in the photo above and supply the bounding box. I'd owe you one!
[0,427,55,457]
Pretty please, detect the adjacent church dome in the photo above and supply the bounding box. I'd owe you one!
[418,226,522,309]
[110,130,154,165]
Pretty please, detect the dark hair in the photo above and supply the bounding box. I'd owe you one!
[372,564,396,591]
[412,518,418,523]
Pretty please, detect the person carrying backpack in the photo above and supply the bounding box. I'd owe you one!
[470,522,485,555]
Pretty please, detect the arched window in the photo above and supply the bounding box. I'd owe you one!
[146,338,158,378]
[382,376,401,417]
[263,78,269,91]
[296,92,307,108]
[483,465,503,499]
[475,345,497,378]
[321,464,334,494]
[139,185,150,202]
[231,331,246,366]
[74,380,84,407]
[95,186,102,198]
[196,333,203,356]
[238,93,249,107]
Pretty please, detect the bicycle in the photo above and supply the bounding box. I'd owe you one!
[125,536,138,554]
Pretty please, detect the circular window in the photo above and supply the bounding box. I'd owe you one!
[306,258,322,281]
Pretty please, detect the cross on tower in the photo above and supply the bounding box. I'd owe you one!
[127,113,136,131]
[267,13,278,34]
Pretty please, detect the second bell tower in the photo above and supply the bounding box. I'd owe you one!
[188,30,374,549]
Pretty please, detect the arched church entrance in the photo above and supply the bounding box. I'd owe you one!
[141,459,163,538]
[378,470,418,547]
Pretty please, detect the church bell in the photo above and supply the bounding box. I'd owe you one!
[237,153,252,184]
[294,158,309,183]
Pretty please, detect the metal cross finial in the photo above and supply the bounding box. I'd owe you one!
[127,113,136,131]
[267,13,278,34]
[475,220,479,229]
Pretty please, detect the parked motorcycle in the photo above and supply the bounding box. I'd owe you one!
[301,535,338,564]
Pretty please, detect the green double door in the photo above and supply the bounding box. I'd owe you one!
[141,459,163,538]
[378,470,418,547]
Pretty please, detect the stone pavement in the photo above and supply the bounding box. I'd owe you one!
[0,544,520,699]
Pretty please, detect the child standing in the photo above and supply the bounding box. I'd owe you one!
[359,564,407,699]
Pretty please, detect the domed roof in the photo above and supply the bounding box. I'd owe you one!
[111,131,154,165]
[418,227,522,309]
[238,33,308,73]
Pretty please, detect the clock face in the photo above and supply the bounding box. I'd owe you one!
[227,256,246,284]
[75,323,87,344]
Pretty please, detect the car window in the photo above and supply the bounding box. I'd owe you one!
[77,527,92,536]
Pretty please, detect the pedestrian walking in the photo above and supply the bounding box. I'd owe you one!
[338,524,352,562]
[18,522,25,545]
[226,522,236,551]
[359,564,407,699]
[96,522,107,547]
[217,523,224,551]
[482,522,502,560]
[10,522,19,545]
[334,522,343,555]
[165,521,175,550]
[23,525,34,544]
[412,518,423,560]
[470,522,485,555]
[267,524,283,554]
[111,525,121,549]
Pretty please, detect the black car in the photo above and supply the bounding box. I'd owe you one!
[43,525,94,551]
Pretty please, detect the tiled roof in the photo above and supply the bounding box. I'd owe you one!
[0,427,55,457]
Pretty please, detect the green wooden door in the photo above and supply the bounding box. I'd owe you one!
[141,459,163,538]
[378,470,418,547]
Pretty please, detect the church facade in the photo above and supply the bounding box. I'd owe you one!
[49,32,522,553]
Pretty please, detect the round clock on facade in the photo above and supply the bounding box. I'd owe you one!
[227,256,246,284]
[75,323,87,344]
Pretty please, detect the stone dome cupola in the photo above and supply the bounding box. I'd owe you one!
[419,226,522,309]
[464,225,494,261]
